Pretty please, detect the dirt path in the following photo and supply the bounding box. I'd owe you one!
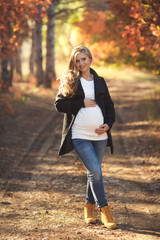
[0,78,160,240]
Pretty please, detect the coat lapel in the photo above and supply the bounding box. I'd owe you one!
[90,68,106,97]
[76,79,85,97]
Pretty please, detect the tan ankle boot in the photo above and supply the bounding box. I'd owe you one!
[84,202,96,224]
[101,205,117,229]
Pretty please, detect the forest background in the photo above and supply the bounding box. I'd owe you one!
[0,0,160,119]
[0,2,160,238]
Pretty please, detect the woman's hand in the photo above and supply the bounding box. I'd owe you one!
[95,124,109,135]
[84,99,97,107]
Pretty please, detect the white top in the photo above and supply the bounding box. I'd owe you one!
[71,77,107,140]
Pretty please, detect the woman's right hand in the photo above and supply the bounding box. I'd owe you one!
[84,99,97,107]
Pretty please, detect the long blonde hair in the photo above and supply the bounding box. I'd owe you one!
[58,46,92,97]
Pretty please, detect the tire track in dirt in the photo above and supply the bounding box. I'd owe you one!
[0,110,64,239]
[0,111,60,203]
[0,79,160,239]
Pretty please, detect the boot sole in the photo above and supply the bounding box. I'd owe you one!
[102,222,117,229]
[85,219,96,224]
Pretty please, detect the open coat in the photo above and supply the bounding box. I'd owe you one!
[54,68,115,156]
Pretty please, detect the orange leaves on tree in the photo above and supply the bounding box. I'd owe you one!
[109,0,160,69]
[90,41,119,63]
[139,46,145,52]
[0,0,52,60]
[150,24,160,37]
[74,0,160,70]
[73,9,121,63]
[74,10,107,44]
[129,6,141,19]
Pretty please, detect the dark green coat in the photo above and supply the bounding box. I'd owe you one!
[54,68,115,156]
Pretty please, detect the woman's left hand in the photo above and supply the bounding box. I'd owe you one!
[95,124,109,135]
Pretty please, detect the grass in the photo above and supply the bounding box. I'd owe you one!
[92,63,160,82]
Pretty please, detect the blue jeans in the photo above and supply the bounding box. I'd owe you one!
[72,139,108,208]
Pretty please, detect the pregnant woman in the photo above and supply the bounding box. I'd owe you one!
[54,45,116,229]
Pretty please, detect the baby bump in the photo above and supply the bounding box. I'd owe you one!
[74,105,104,130]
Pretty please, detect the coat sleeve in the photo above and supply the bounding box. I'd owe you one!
[102,78,115,129]
[54,93,85,114]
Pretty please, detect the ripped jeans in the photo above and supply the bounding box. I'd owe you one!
[72,138,108,208]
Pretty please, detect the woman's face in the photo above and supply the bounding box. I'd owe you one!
[75,52,92,74]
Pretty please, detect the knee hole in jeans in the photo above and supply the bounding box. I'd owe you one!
[87,168,102,181]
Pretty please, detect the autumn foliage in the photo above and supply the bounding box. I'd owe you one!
[74,0,160,71]
[0,0,52,59]
[0,0,53,115]
[0,0,160,116]
[112,0,160,70]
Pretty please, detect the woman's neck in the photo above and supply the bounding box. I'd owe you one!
[81,71,92,81]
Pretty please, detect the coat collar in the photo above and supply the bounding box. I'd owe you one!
[76,68,106,97]
[90,68,106,96]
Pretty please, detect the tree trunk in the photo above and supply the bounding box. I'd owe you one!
[1,60,11,88]
[10,58,15,84]
[45,1,56,88]
[15,47,22,77]
[29,29,36,75]
[1,20,13,88]
[35,5,44,86]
